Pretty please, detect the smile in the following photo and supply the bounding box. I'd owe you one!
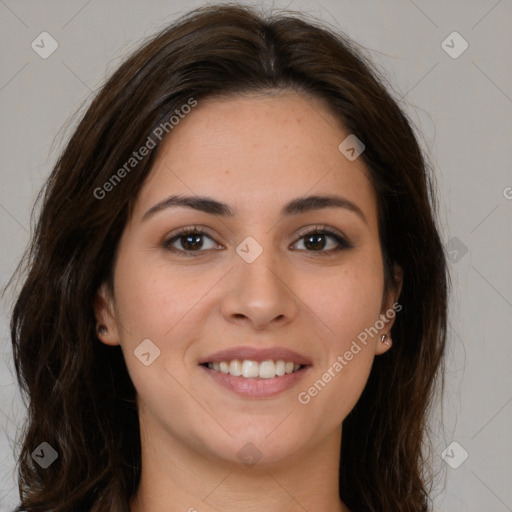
[203,359,303,379]
[199,361,310,398]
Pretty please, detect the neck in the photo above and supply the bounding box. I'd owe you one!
[129,415,350,512]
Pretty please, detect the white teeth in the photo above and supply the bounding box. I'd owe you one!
[242,360,259,378]
[258,360,275,379]
[206,359,303,378]
[229,359,242,376]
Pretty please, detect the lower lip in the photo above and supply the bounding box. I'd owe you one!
[199,365,310,398]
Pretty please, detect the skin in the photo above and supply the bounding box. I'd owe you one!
[94,90,402,512]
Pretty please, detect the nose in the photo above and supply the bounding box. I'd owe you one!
[220,243,299,330]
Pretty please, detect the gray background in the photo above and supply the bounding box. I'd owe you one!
[0,0,511,510]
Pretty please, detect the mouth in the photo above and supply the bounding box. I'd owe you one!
[198,351,311,398]
[198,345,312,398]
[200,359,305,379]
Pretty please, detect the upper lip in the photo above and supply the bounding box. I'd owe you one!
[198,346,312,366]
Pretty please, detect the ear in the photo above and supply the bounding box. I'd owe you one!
[93,282,120,346]
[374,263,403,356]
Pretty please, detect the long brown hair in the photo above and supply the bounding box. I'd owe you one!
[8,3,448,511]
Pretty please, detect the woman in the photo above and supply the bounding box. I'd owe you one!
[9,3,448,511]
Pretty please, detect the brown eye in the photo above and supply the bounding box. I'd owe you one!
[292,226,352,255]
[176,233,204,251]
[303,232,330,251]
[163,227,221,255]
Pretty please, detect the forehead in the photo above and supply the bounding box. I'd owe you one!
[133,91,378,226]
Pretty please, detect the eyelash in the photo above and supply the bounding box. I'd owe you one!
[162,225,352,257]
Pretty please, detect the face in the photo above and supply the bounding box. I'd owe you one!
[95,90,402,466]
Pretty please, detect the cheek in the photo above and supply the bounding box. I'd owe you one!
[112,254,203,420]
[307,259,384,345]
[113,253,203,341]
[294,259,383,419]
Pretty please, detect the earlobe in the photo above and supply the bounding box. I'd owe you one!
[380,334,392,347]
[375,263,403,356]
[93,282,120,346]
[375,333,393,356]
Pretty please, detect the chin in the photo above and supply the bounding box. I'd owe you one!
[198,425,307,468]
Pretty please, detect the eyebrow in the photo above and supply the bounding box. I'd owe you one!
[142,193,367,224]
